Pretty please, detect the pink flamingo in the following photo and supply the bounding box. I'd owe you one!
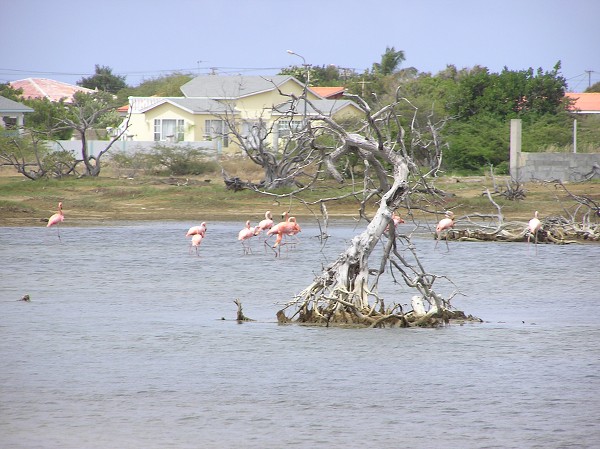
[186,222,207,237]
[435,211,455,250]
[238,220,256,254]
[385,212,405,233]
[190,233,203,256]
[267,216,301,256]
[279,212,301,242]
[527,211,542,253]
[254,211,274,236]
[392,212,405,226]
[47,201,64,241]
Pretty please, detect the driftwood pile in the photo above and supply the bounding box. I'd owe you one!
[441,216,599,244]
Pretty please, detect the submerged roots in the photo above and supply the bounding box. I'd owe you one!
[276,283,481,328]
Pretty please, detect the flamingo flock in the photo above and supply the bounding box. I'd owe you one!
[44,202,544,256]
[235,211,302,257]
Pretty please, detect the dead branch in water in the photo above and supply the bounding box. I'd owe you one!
[234,299,254,322]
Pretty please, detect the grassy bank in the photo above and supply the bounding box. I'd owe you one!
[0,166,598,226]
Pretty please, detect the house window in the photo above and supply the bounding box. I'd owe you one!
[204,119,229,147]
[278,120,304,138]
[153,119,184,142]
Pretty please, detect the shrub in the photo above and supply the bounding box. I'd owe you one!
[147,144,217,176]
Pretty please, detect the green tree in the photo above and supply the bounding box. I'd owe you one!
[372,46,406,75]
[22,97,72,140]
[447,62,567,120]
[115,72,193,105]
[444,114,509,172]
[586,81,600,93]
[56,91,127,176]
[78,64,128,93]
[0,83,23,101]
[440,62,569,172]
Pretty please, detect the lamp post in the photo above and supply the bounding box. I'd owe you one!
[286,50,309,125]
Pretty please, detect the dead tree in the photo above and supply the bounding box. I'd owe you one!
[269,93,475,327]
[212,83,321,191]
[0,128,78,179]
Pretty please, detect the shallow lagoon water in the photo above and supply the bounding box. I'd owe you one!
[1,221,599,448]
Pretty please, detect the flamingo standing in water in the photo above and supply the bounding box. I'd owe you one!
[267,215,301,256]
[253,210,275,251]
[276,212,301,244]
[190,233,203,256]
[238,220,257,254]
[527,211,542,254]
[254,211,274,236]
[435,211,455,251]
[385,212,405,233]
[186,222,207,237]
[47,202,64,241]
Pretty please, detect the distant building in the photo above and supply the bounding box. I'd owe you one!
[0,95,34,134]
[9,78,95,103]
[310,86,346,100]
[120,75,362,153]
[565,92,600,114]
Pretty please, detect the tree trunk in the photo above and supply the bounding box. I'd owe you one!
[279,149,412,325]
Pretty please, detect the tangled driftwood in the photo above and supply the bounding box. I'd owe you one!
[441,187,600,244]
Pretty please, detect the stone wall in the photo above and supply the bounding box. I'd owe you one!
[516,152,600,182]
[510,119,600,182]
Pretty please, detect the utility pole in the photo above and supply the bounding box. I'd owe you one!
[358,78,371,98]
[287,50,310,125]
[585,70,593,88]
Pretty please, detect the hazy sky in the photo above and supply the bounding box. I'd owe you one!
[1,0,598,91]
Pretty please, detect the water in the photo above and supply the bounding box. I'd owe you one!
[1,221,599,448]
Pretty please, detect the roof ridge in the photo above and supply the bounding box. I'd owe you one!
[28,78,50,100]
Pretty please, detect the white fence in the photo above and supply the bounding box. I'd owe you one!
[48,140,217,158]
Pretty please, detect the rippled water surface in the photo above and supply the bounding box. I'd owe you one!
[1,221,599,448]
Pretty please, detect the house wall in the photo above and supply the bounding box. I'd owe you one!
[123,78,357,154]
[128,105,217,143]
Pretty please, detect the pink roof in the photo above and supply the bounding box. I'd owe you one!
[9,78,95,103]
[565,92,600,113]
[311,86,346,99]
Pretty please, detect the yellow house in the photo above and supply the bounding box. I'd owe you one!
[122,75,362,154]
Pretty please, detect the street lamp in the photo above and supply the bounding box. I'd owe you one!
[286,50,310,124]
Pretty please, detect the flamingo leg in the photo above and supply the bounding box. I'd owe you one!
[241,241,253,255]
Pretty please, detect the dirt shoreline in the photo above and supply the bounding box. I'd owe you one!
[1,172,598,227]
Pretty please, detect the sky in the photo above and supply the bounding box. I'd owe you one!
[1,0,599,92]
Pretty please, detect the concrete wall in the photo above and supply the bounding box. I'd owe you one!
[517,152,600,182]
[510,119,600,181]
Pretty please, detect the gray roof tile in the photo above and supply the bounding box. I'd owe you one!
[0,96,35,113]
[180,75,295,98]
